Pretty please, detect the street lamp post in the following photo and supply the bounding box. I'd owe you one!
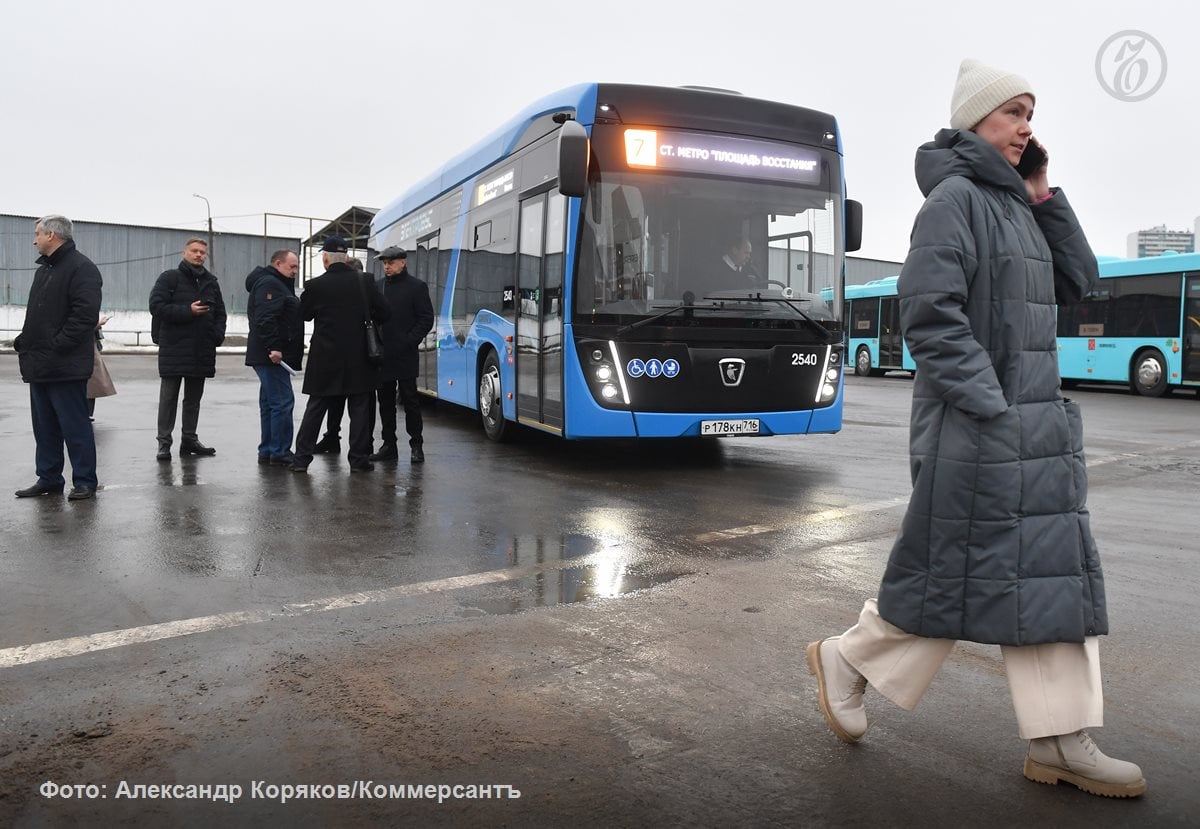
[192,193,214,272]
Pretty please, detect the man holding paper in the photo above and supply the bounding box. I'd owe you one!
[245,250,304,466]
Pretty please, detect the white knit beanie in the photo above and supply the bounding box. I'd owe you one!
[949,59,1035,130]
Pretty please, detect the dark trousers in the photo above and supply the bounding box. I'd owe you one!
[377,378,423,447]
[30,380,97,489]
[294,392,375,466]
[157,376,206,448]
[252,364,295,459]
[322,396,346,439]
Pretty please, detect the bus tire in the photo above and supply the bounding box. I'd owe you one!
[1130,348,1169,397]
[855,346,872,377]
[479,351,510,441]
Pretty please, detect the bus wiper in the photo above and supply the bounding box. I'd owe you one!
[711,293,838,344]
[615,304,703,337]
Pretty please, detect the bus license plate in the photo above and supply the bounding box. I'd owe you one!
[700,419,760,436]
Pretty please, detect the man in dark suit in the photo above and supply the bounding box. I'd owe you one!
[368,247,434,464]
[290,237,390,473]
[13,215,102,500]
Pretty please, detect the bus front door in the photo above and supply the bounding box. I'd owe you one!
[415,232,440,395]
[1184,275,1200,384]
[879,296,903,368]
[516,191,566,431]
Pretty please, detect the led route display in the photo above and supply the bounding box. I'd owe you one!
[623,128,822,185]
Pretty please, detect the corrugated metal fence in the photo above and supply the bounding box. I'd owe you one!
[0,214,299,314]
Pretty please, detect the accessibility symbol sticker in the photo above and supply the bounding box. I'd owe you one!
[627,359,646,378]
[645,359,663,378]
[662,359,680,378]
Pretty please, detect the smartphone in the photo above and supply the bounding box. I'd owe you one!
[1016,141,1047,178]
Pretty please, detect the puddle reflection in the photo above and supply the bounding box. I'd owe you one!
[469,533,691,614]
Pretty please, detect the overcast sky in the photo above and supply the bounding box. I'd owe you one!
[1,0,1194,263]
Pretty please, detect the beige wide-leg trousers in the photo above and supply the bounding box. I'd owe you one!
[839,599,1103,740]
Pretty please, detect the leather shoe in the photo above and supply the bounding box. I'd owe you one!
[68,486,96,501]
[369,443,399,462]
[257,455,271,465]
[807,636,868,743]
[180,441,217,456]
[289,461,310,474]
[1025,730,1146,798]
[410,445,425,463]
[349,463,375,473]
[156,448,172,461]
[15,482,64,498]
[269,452,297,466]
[313,434,341,454]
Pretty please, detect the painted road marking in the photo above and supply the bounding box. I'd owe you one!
[4,439,1198,669]
[0,496,909,669]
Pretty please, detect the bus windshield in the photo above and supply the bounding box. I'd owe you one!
[575,169,842,327]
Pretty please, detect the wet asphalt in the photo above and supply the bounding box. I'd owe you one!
[1,353,1197,826]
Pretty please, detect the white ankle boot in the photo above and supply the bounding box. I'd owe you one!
[807,636,868,743]
[1024,730,1146,798]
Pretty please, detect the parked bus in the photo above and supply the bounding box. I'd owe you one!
[1059,252,1200,396]
[833,254,1200,395]
[370,83,863,439]
[840,276,914,376]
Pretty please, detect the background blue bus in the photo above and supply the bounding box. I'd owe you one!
[1059,252,1200,396]
[833,254,1200,396]
[370,83,863,440]
[841,276,914,376]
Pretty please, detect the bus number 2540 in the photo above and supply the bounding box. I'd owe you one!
[791,352,819,366]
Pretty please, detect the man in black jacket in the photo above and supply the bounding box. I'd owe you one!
[369,247,434,463]
[290,237,390,473]
[13,215,102,501]
[245,250,303,465]
[149,237,227,460]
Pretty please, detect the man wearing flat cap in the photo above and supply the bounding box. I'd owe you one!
[369,246,435,463]
[290,237,390,473]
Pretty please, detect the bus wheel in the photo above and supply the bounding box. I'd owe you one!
[1131,349,1169,397]
[479,352,510,441]
[855,346,872,377]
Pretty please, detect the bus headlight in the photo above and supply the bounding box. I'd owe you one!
[591,349,605,362]
[814,346,842,403]
[601,384,619,400]
[596,365,613,382]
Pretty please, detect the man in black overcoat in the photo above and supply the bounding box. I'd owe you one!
[149,237,227,459]
[368,247,434,463]
[13,215,102,500]
[290,237,391,473]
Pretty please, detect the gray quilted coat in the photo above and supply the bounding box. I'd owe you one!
[876,128,1107,646]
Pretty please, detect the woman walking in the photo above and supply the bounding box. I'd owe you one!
[808,59,1145,798]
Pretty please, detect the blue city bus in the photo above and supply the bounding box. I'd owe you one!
[840,276,915,376]
[831,254,1200,395]
[370,83,862,440]
[1059,253,1200,396]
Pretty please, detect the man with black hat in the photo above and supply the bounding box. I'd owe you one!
[368,246,434,463]
[290,237,390,473]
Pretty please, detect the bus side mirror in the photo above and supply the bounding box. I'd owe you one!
[845,199,863,252]
[558,120,589,198]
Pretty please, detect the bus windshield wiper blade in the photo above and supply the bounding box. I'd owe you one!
[615,304,702,337]
[707,294,838,344]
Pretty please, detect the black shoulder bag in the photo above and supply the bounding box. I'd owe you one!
[356,273,385,366]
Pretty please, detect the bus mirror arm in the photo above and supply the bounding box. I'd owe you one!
[558,120,590,198]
